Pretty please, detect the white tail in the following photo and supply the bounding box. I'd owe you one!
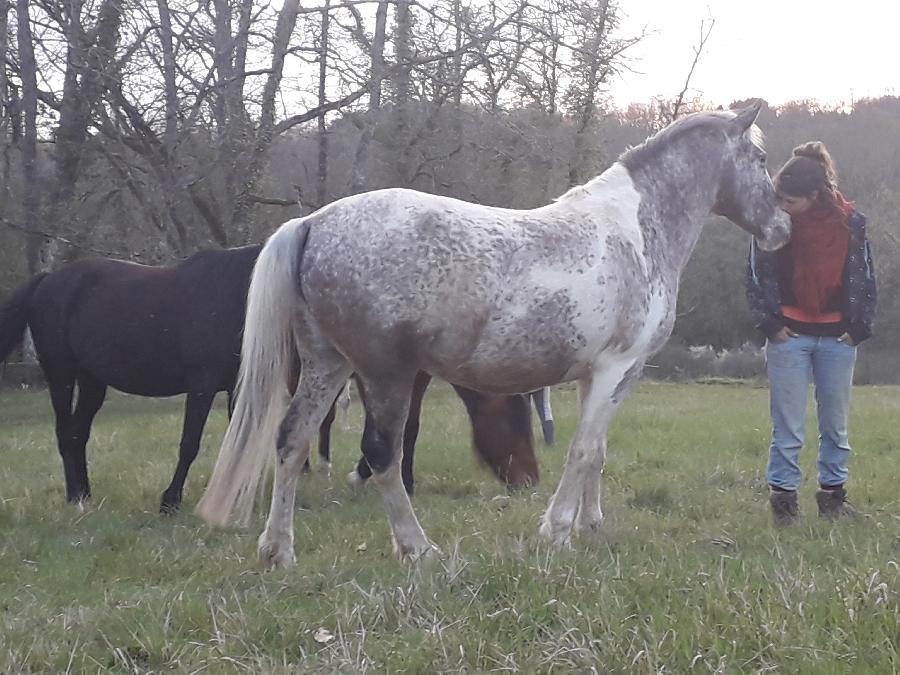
[196,218,310,527]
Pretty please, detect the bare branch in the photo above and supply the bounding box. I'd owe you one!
[671,17,714,121]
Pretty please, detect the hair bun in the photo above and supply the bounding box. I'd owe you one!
[776,141,839,201]
[793,141,829,164]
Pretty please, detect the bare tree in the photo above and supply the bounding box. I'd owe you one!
[316,0,331,206]
[563,0,615,187]
[228,0,301,243]
[3,0,644,263]
[15,0,41,274]
[349,0,388,194]
[0,0,11,184]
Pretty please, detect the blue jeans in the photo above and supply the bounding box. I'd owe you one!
[765,335,857,491]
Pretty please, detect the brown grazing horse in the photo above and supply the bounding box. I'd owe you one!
[334,371,545,494]
[0,246,539,512]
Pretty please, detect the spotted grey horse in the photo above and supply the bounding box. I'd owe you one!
[197,102,790,568]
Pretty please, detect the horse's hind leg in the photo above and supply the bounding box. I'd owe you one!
[47,377,83,502]
[160,390,215,514]
[309,392,338,475]
[258,354,353,569]
[357,371,437,561]
[399,371,431,495]
[348,371,429,494]
[66,377,107,502]
[347,376,375,488]
[49,374,107,503]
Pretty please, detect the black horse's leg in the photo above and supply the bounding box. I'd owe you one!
[351,372,429,495]
[316,395,338,471]
[60,376,107,503]
[399,371,432,495]
[356,370,435,559]
[350,376,374,485]
[305,393,338,474]
[226,389,235,419]
[160,390,215,514]
[47,377,85,502]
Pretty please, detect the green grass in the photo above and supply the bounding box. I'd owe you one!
[1,381,898,673]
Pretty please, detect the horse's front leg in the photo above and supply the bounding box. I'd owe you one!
[576,361,643,534]
[161,390,215,514]
[539,360,634,547]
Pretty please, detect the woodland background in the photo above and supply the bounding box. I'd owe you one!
[1,0,897,380]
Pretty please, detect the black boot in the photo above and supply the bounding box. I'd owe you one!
[769,490,799,527]
[815,487,860,520]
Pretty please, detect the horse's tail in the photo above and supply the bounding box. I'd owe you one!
[196,218,311,527]
[0,273,48,364]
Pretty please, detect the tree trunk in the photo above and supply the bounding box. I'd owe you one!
[316,0,330,207]
[567,0,610,187]
[45,0,125,256]
[16,0,42,275]
[392,0,413,186]
[16,0,42,363]
[157,0,178,152]
[0,0,10,186]
[349,0,388,195]
[229,0,300,243]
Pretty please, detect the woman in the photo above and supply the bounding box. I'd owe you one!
[746,142,876,526]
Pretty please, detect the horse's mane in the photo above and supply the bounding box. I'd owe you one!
[620,110,764,172]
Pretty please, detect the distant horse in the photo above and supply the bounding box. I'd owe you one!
[196,102,791,568]
[0,247,539,512]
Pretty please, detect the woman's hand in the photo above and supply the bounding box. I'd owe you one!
[837,332,857,347]
[771,327,798,343]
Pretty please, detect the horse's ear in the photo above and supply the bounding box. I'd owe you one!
[731,100,762,133]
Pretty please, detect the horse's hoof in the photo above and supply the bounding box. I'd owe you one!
[575,515,604,535]
[258,538,296,570]
[159,500,181,516]
[538,519,574,549]
[316,461,332,477]
[392,536,441,564]
[346,470,366,488]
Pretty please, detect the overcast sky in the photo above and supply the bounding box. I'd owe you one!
[607,0,898,107]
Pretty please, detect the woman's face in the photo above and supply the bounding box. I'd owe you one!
[777,190,818,216]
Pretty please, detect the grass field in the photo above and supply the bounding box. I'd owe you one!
[1,380,898,673]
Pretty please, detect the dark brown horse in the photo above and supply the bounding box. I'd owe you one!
[0,246,539,512]
[334,371,544,494]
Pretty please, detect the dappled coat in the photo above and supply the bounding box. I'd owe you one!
[746,211,877,343]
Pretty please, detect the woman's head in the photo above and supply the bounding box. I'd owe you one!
[774,141,838,216]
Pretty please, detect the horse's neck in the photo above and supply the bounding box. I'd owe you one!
[626,155,720,283]
[560,160,716,287]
